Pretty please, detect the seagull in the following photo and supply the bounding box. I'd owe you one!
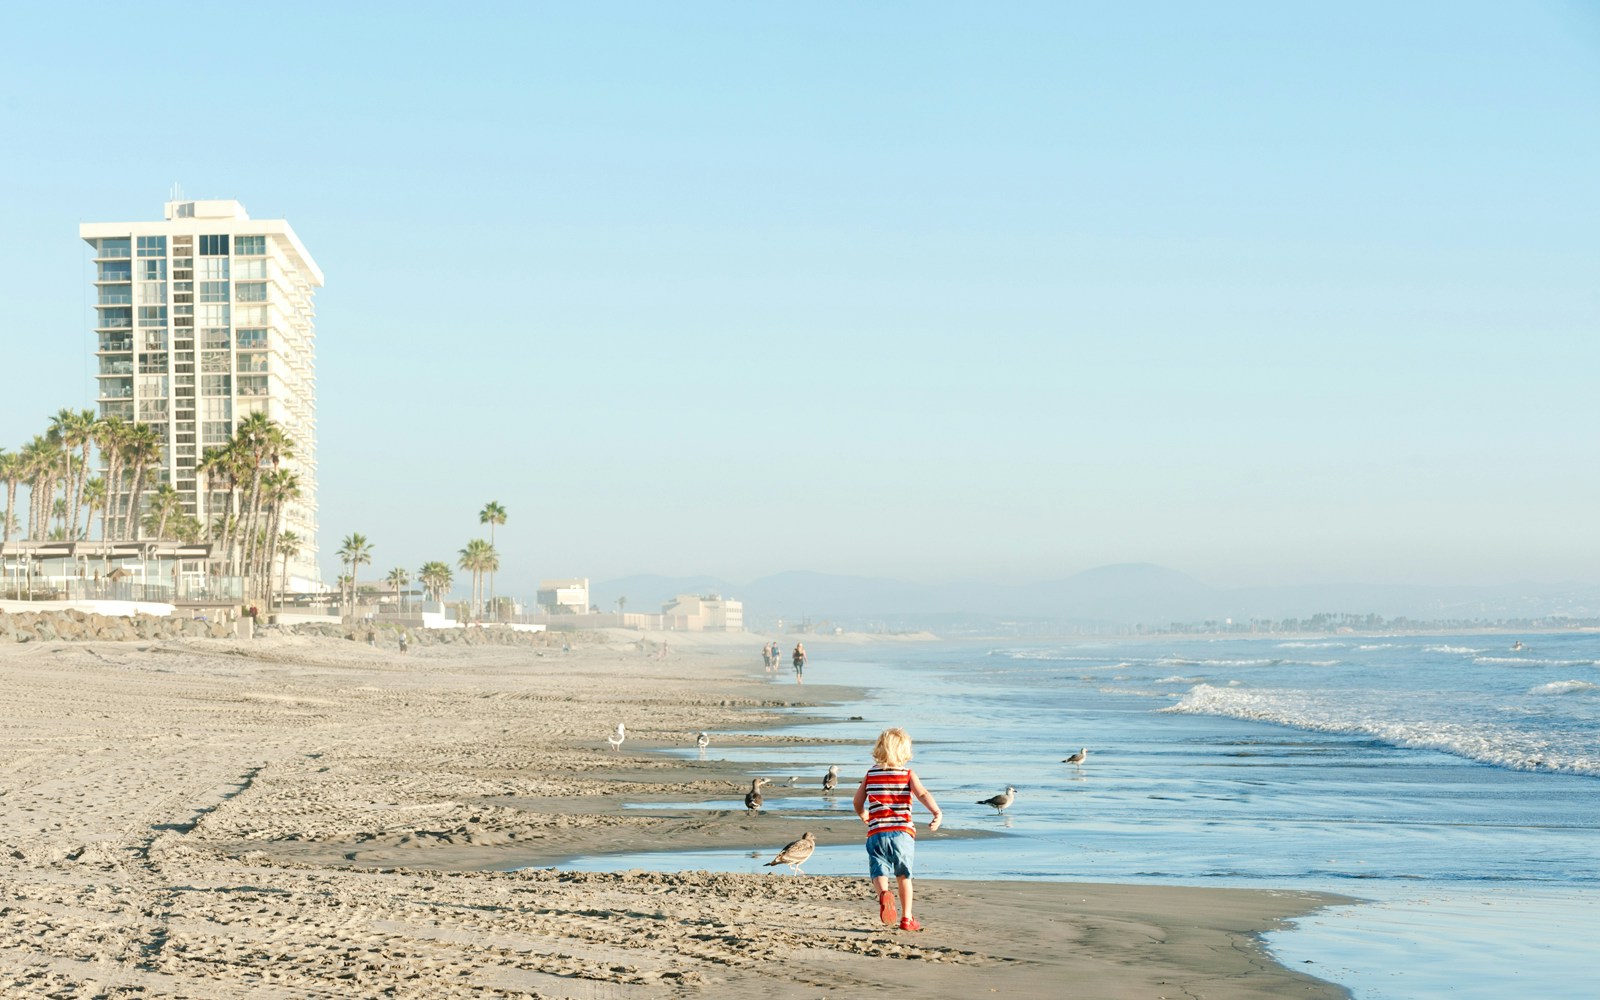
[745,777,770,813]
[977,785,1016,813]
[821,764,839,793]
[696,732,711,750]
[606,723,626,752]
[1062,748,1088,765]
[763,831,816,874]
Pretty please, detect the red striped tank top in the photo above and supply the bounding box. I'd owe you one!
[864,766,916,837]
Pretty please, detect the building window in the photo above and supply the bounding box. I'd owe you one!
[138,306,167,327]
[201,398,232,421]
[98,261,132,282]
[139,259,167,281]
[235,305,267,325]
[199,281,229,303]
[237,352,268,373]
[138,398,169,420]
[201,375,231,396]
[201,351,231,373]
[235,282,267,303]
[138,353,169,374]
[235,235,266,255]
[233,258,267,279]
[198,257,229,280]
[202,421,231,445]
[236,328,267,349]
[199,234,229,256]
[96,238,131,259]
[237,375,268,397]
[139,282,167,305]
[137,236,167,257]
[201,328,230,349]
[198,304,230,327]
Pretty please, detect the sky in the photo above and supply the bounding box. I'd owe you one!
[1,1,1597,598]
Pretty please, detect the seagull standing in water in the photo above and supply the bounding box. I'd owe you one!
[764,831,816,874]
[821,764,839,793]
[977,785,1016,813]
[1062,748,1088,766]
[745,777,770,813]
[696,732,711,751]
[606,723,626,752]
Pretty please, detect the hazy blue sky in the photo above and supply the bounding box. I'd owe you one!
[2,2,1597,595]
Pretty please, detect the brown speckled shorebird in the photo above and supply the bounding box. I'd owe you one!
[745,777,770,813]
[763,831,816,874]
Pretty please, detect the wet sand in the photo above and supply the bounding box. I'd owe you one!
[0,631,1348,998]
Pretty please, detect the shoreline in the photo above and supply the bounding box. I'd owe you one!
[0,631,1351,998]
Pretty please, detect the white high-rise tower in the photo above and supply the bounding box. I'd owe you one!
[80,199,324,591]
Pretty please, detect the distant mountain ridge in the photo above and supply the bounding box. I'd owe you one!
[592,564,1600,631]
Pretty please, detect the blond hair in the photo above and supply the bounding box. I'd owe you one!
[872,727,913,768]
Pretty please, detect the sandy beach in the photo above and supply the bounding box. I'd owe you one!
[0,630,1347,998]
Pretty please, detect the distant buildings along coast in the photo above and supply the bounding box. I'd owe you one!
[79,199,324,591]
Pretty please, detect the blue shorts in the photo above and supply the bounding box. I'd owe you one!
[866,831,915,879]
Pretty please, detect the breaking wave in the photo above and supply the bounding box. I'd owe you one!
[1164,683,1600,777]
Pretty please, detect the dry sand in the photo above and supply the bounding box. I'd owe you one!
[0,631,1349,998]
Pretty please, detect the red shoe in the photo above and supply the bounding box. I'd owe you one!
[877,889,898,926]
[899,916,923,932]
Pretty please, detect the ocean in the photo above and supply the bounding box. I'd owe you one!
[563,633,1600,999]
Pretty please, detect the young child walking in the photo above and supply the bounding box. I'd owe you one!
[852,727,942,931]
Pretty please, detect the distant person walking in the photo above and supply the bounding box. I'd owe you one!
[792,642,806,683]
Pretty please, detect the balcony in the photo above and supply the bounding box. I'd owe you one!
[98,361,133,376]
[99,385,133,400]
[97,338,133,353]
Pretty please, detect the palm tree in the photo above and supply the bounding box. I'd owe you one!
[20,435,61,540]
[479,501,507,620]
[338,533,373,612]
[386,567,410,612]
[616,595,628,615]
[457,539,496,621]
[119,423,162,540]
[91,416,128,540]
[80,477,105,542]
[418,561,453,605]
[259,468,301,603]
[276,530,302,607]
[50,408,97,542]
[144,484,184,539]
[234,414,294,593]
[0,449,21,543]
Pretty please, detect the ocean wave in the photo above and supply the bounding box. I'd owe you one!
[1530,680,1600,696]
[1425,645,1483,655]
[1474,657,1600,668]
[1276,641,1347,649]
[1154,675,1204,684]
[1163,683,1600,777]
[1283,659,1341,668]
[1158,657,1280,668]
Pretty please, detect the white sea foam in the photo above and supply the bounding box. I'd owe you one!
[1276,641,1348,649]
[1164,683,1600,777]
[1158,657,1279,668]
[1357,643,1397,651]
[1154,675,1203,684]
[1474,656,1600,668]
[1530,680,1600,696]
[1426,645,1483,655]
